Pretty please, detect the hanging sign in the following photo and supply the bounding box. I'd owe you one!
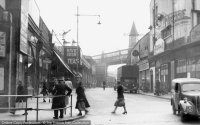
[0,32,6,57]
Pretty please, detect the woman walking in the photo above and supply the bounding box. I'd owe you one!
[75,81,90,116]
[40,80,48,102]
[112,81,127,114]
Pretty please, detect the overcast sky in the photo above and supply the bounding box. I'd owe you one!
[36,0,151,55]
[36,0,151,75]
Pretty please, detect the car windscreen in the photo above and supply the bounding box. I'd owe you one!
[182,83,200,92]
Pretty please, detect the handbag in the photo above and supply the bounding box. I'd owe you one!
[115,98,125,107]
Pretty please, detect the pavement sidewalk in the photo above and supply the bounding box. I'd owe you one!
[139,91,171,100]
[0,91,85,123]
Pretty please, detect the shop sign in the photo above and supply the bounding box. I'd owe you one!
[0,67,4,91]
[138,60,149,71]
[164,10,186,26]
[154,38,164,55]
[132,50,139,56]
[65,46,80,66]
[20,0,29,54]
[190,24,200,43]
[39,18,50,42]
[139,33,150,58]
[0,32,6,57]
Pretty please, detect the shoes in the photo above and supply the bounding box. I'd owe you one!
[59,116,63,118]
[85,110,89,114]
[111,111,115,114]
[43,100,46,102]
[53,117,58,119]
[122,111,127,114]
[10,111,15,115]
[77,113,82,116]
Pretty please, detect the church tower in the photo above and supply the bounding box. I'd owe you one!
[129,21,138,48]
[127,21,138,64]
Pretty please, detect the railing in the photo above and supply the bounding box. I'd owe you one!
[0,95,32,122]
[0,94,73,122]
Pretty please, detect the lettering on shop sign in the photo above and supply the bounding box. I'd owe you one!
[67,58,79,64]
[66,48,78,57]
[154,38,164,55]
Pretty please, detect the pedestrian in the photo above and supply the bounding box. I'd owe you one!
[75,81,90,116]
[103,81,106,90]
[10,81,27,115]
[40,79,48,102]
[112,81,127,114]
[65,78,73,105]
[51,76,72,119]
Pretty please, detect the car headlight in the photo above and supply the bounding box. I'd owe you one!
[186,106,193,113]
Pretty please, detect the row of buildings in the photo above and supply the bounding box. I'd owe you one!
[0,0,97,112]
[128,0,200,93]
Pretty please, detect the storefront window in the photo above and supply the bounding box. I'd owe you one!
[176,59,186,73]
[187,58,196,78]
[0,67,4,91]
[195,57,200,79]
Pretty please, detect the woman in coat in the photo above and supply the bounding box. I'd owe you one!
[16,81,25,103]
[40,80,48,102]
[75,81,90,116]
[112,81,127,114]
[51,77,72,119]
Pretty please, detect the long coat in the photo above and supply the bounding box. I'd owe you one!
[16,84,25,102]
[51,83,72,109]
[117,85,124,99]
[75,86,90,109]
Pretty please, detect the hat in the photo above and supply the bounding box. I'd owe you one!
[57,76,65,81]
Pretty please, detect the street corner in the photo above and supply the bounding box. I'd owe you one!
[55,114,86,123]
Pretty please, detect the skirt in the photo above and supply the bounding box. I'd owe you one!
[114,98,125,107]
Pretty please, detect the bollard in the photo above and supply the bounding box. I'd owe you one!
[70,95,72,117]
[25,97,28,122]
[36,97,39,122]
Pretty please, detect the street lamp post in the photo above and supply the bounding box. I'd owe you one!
[75,6,101,78]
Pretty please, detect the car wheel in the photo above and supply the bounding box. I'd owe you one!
[180,107,187,122]
[177,106,181,115]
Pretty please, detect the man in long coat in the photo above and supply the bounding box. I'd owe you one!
[51,77,72,119]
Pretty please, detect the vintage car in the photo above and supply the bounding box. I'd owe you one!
[171,78,200,120]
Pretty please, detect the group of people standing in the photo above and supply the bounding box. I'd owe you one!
[13,77,127,118]
[41,76,90,119]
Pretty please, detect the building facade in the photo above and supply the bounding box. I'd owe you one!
[0,0,74,112]
[149,0,200,93]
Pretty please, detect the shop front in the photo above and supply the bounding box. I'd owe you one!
[138,60,150,92]
[0,8,15,111]
[150,35,200,93]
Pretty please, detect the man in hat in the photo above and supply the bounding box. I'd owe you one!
[51,76,72,119]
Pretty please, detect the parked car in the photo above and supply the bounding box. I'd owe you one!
[171,78,200,120]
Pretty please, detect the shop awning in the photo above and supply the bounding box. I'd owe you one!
[53,51,75,76]
[72,70,82,78]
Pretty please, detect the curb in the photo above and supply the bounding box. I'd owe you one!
[58,114,85,122]
[139,93,170,100]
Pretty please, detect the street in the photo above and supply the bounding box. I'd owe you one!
[81,88,200,125]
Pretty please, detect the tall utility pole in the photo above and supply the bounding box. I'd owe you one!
[75,5,101,77]
[172,0,175,47]
[153,0,156,46]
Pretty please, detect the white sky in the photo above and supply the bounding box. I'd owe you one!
[36,0,151,56]
[36,0,151,75]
